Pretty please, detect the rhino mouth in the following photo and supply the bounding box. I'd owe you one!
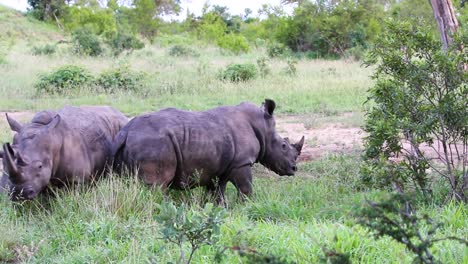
[10,187,38,201]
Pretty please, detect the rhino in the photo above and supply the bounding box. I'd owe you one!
[113,99,304,204]
[0,106,128,201]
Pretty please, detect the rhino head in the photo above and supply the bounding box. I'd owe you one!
[260,99,304,176]
[2,113,61,201]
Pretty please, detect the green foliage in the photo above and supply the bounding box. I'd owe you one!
[356,193,468,264]
[282,58,298,76]
[197,12,227,42]
[219,63,257,82]
[132,0,159,38]
[267,42,288,58]
[64,6,117,36]
[168,45,200,57]
[35,65,93,94]
[72,28,103,56]
[216,34,250,54]
[31,43,56,55]
[362,20,467,201]
[108,32,144,56]
[95,65,146,93]
[155,201,227,264]
[27,0,66,21]
[256,57,271,78]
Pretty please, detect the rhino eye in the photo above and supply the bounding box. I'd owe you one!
[282,142,287,150]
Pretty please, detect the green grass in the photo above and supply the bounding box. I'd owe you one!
[0,154,466,263]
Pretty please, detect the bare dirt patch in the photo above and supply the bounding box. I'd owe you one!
[276,115,365,162]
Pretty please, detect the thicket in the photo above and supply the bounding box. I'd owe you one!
[218,63,258,82]
[361,20,467,202]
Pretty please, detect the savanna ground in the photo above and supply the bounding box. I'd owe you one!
[0,6,466,264]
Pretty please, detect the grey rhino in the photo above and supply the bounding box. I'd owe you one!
[113,99,304,204]
[0,106,128,201]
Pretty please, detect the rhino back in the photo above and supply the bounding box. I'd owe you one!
[121,105,263,187]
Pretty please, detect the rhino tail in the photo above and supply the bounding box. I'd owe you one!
[111,130,128,174]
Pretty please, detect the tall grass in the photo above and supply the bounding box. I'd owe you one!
[0,154,466,263]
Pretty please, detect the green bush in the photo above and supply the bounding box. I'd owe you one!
[219,63,257,82]
[108,32,144,56]
[168,45,200,57]
[216,34,250,54]
[267,43,288,58]
[95,66,146,92]
[36,65,93,94]
[72,28,103,56]
[32,44,57,56]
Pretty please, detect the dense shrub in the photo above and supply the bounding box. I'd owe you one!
[219,63,257,82]
[95,66,146,92]
[32,44,57,55]
[72,28,103,56]
[216,34,250,54]
[168,45,199,57]
[108,32,144,56]
[362,21,467,201]
[36,65,93,94]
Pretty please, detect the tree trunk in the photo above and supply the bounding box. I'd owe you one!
[429,0,460,51]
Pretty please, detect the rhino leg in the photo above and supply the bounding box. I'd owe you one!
[205,179,228,207]
[139,160,176,190]
[228,166,253,201]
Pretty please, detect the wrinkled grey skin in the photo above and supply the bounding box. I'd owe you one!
[0,106,128,201]
[113,99,304,204]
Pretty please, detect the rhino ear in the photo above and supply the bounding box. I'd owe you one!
[293,136,305,153]
[47,115,61,130]
[6,114,22,132]
[262,99,276,116]
[284,137,290,143]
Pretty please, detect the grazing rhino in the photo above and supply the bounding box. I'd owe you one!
[0,106,128,201]
[113,99,304,204]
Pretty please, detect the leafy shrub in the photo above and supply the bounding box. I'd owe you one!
[256,57,271,78]
[72,28,103,56]
[219,63,257,82]
[217,34,250,54]
[168,45,200,57]
[36,65,93,94]
[32,44,57,56]
[155,201,227,264]
[95,66,146,92]
[155,33,196,47]
[362,20,467,201]
[356,194,468,264]
[344,46,366,61]
[282,58,298,76]
[267,43,288,58]
[108,32,144,56]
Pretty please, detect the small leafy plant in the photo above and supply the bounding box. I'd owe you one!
[256,57,271,78]
[356,193,468,264]
[35,65,93,94]
[168,45,200,57]
[155,201,227,264]
[32,44,57,56]
[95,65,146,92]
[219,63,257,82]
[282,58,298,76]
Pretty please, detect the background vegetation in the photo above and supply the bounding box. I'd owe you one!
[0,0,466,263]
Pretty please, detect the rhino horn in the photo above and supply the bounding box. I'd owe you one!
[2,143,19,179]
[6,113,23,132]
[292,136,305,153]
[262,99,276,116]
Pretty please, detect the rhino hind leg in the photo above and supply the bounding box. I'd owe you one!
[228,166,253,201]
[139,160,176,190]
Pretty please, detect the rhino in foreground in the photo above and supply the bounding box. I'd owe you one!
[0,106,128,201]
[113,99,304,204]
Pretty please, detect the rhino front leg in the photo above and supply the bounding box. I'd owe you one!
[229,166,253,201]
